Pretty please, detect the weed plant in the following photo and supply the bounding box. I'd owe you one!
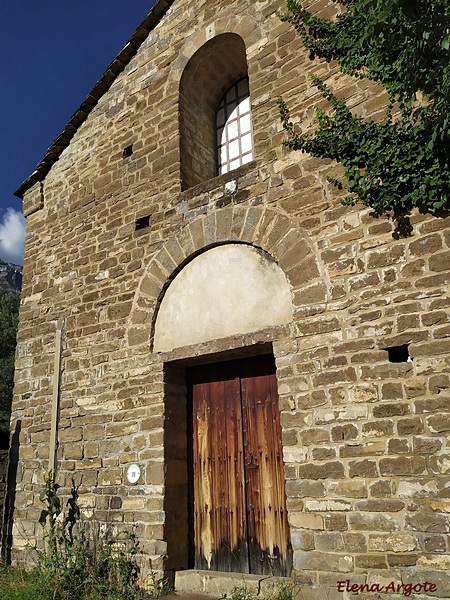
[0,471,156,600]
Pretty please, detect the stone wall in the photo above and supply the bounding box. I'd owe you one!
[11,0,450,596]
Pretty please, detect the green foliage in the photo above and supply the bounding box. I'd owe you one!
[230,584,255,600]
[266,583,295,600]
[33,471,149,600]
[38,470,63,559]
[147,569,172,600]
[0,564,54,600]
[0,291,19,433]
[279,0,450,228]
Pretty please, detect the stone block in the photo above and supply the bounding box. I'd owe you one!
[409,233,443,256]
[356,499,405,513]
[354,554,387,569]
[349,513,400,532]
[423,535,447,552]
[427,414,450,433]
[175,570,261,596]
[64,443,84,460]
[373,403,411,418]
[402,569,450,598]
[299,428,330,445]
[380,457,426,476]
[328,480,367,499]
[406,508,450,533]
[387,438,410,454]
[349,459,378,478]
[315,532,346,552]
[297,461,345,480]
[311,447,336,461]
[286,480,326,498]
[289,513,323,530]
[323,513,348,532]
[305,499,352,512]
[397,417,424,435]
[429,454,450,474]
[331,424,358,441]
[362,420,394,437]
[291,530,315,551]
[340,441,385,458]
[294,551,353,573]
[387,553,418,567]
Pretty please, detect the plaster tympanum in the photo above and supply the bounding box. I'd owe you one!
[153,244,292,352]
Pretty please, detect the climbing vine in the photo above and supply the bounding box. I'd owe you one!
[279,0,450,231]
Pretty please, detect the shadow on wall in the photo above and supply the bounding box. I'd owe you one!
[1,420,21,563]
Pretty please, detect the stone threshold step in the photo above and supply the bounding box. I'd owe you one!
[174,570,294,598]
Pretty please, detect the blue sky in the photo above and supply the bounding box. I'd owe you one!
[0,1,156,265]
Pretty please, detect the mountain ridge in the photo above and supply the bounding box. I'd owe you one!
[0,259,22,294]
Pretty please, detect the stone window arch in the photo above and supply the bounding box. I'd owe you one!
[179,33,251,190]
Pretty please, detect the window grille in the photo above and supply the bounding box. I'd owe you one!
[216,77,254,175]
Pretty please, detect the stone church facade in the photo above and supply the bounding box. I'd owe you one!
[6,0,450,596]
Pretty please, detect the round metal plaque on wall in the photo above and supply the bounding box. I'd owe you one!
[126,463,141,484]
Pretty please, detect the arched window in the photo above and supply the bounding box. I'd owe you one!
[179,34,253,190]
[216,78,254,175]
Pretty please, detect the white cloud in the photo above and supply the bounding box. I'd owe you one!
[0,208,26,265]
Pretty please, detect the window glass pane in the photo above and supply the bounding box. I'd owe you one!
[226,101,237,116]
[241,132,253,154]
[239,97,250,114]
[227,120,239,140]
[228,139,240,160]
[228,106,239,122]
[240,114,251,134]
[217,108,226,127]
[226,86,236,102]
[215,77,254,175]
[238,78,249,96]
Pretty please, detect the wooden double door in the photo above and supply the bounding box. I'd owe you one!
[187,355,292,575]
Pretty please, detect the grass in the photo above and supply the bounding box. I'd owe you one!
[0,560,168,600]
[0,564,55,600]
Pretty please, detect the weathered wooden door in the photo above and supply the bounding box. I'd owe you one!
[188,355,292,575]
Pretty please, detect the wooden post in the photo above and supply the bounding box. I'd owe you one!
[49,318,64,474]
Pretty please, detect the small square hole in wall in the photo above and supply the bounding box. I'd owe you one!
[135,214,151,231]
[123,144,133,158]
[386,344,411,363]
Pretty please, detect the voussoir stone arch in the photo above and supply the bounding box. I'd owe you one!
[172,14,265,80]
[127,205,329,351]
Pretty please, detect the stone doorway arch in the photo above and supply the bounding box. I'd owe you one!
[127,204,329,353]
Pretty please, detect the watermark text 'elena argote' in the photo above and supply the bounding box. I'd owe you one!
[337,579,437,597]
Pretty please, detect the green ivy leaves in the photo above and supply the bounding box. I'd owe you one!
[280,0,450,229]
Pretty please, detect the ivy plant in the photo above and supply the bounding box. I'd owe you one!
[279,0,450,233]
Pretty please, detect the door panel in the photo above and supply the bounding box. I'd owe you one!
[190,362,248,572]
[240,356,292,575]
[188,356,292,576]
